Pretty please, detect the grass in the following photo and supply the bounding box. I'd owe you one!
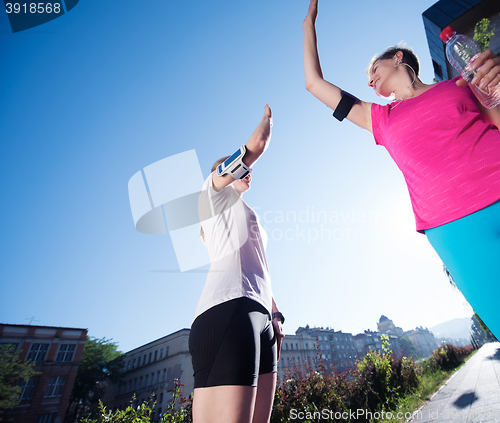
[374,349,478,423]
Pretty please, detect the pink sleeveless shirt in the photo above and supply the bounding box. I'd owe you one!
[371,77,500,232]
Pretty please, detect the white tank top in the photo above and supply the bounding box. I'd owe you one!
[194,173,273,321]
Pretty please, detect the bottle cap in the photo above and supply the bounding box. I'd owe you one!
[440,26,455,42]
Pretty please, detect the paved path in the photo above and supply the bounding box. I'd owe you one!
[410,342,500,422]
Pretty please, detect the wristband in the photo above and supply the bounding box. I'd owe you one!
[272,312,285,324]
[333,91,360,122]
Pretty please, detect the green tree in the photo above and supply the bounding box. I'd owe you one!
[0,344,40,419]
[471,313,497,345]
[66,337,124,422]
[474,17,495,52]
[399,336,420,359]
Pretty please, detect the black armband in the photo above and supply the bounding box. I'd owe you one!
[333,90,360,122]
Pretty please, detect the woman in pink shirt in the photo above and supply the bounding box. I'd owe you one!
[303,0,500,337]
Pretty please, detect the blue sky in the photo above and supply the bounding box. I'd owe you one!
[0,0,472,353]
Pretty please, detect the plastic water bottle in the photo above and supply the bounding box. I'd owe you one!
[440,26,500,109]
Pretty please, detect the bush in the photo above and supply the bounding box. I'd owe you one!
[80,380,192,423]
[426,344,474,372]
[271,343,472,423]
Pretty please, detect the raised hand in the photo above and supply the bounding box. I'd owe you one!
[303,0,318,30]
[249,104,272,148]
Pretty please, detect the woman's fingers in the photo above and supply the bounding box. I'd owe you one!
[471,50,500,88]
[302,0,318,29]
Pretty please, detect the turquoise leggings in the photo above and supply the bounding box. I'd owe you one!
[426,199,500,339]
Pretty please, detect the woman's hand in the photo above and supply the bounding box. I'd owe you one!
[272,318,285,361]
[456,49,500,89]
[303,0,318,31]
[242,104,272,166]
[254,104,272,146]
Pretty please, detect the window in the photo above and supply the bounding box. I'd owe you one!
[44,376,66,398]
[305,343,309,350]
[162,369,166,382]
[138,377,143,389]
[27,343,49,362]
[156,371,160,384]
[165,346,169,357]
[160,349,163,359]
[296,343,298,350]
[56,344,76,362]
[143,354,146,365]
[290,344,293,350]
[137,356,141,366]
[150,373,154,385]
[36,413,56,423]
[1,342,19,350]
[149,353,152,363]
[18,377,37,400]
[127,361,131,370]
[144,375,148,386]
[154,350,158,361]
[133,358,136,368]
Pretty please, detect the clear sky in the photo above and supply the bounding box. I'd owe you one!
[0,0,473,353]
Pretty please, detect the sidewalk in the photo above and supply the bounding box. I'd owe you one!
[410,342,500,422]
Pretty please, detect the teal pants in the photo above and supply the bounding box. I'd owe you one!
[426,199,500,340]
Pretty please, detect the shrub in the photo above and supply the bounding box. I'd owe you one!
[426,344,474,372]
[271,342,463,423]
[80,380,192,423]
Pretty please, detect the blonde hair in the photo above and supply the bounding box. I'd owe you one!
[200,156,231,242]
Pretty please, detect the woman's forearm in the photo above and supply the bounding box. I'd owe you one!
[303,20,324,91]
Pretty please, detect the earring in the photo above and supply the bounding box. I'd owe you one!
[394,58,402,67]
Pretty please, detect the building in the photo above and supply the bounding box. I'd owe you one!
[277,330,317,379]
[376,315,403,356]
[377,315,404,337]
[353,330,383,358]
[423,0,500,81]
[0,323,88,423]
[295,326,357,372]
[405,327,439,358]
[103,329,193,422]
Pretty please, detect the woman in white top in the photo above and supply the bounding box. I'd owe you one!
[190,105,284,423]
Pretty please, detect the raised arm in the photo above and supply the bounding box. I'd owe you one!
[303,0,372,131]
[212,104,272,190]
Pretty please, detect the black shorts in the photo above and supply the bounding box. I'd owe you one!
[189,297,277,388]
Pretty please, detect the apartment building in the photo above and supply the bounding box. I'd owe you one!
[0,323,87,423]
[103,329,193,421]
